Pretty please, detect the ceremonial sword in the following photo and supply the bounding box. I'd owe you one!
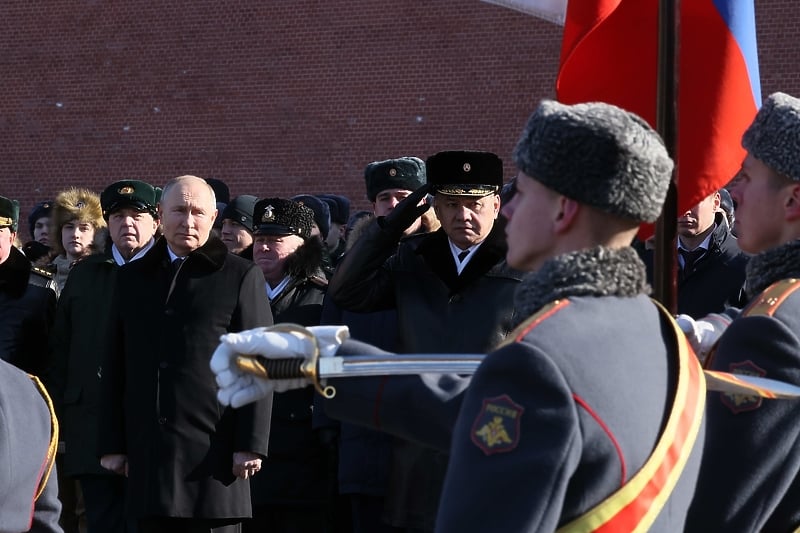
[234,325,800,401]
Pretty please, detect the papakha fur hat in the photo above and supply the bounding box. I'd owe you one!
[742,92,800,181]
[52,187,106,256]
[513,99,674,223]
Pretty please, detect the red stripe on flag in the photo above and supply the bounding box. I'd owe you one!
[557,0,759,229]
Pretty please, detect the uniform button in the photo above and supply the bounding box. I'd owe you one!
[165,309,175,316]
[289,413,295,420]
[158,417,167,424]
[159,361,168,369]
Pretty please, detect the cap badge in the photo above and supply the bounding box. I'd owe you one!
[118,185,135,195]
[389,168,398,177]
[239,215,247,223]
[75,201,86,209]
[262,205,275,222]
[463,162,472,173]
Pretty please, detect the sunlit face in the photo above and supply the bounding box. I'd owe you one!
[33,217,51,245]
[727,153,797,254]
[252,233,305,284]
[501,174,561,271]
[0,227,15,264]
[61,220,96,260]
[373,188,421,235]
[678,192,720,239]
[108,207,158,260]
[221,219,254,254]
[434,193,500,249]
[158,178,217,256]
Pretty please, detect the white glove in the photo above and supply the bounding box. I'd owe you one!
[210,325,349,408]
[675,313,732,363]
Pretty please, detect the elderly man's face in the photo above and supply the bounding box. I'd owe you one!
[678,192,720,240]
[108,207,158,260]
[434,193,500,249]
[0,227,15,264]
[252,233,305,285]
[159,178,217,256]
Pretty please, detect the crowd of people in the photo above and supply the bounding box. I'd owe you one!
[2,91,800,533]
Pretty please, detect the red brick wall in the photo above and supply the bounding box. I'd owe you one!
[0,0,797,225]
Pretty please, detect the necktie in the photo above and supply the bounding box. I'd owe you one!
[680,248,705,276]
[171,257,185,277]
[457,250,470,263]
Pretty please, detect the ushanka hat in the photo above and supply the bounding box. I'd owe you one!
[221,195,258,233]
[742,92,800,181]
[253,198,315,239]
[100,180,159,219]
[426,150,503,197]
[27,201,53,238]
[364,157,427,202]
[0,196,19,231]
[513,99,674,223]
[290,194,330,239]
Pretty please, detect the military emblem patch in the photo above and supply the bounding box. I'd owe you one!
[388,167,397,177]
[721,360,766,413]
[262,205,275,222]
[471,394,523,455]
[118,185,135,195]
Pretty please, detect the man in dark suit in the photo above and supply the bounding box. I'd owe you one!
[49,179,160,532]
[326,150,523,532]
[98,175,273,533]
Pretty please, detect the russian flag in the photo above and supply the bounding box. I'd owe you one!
[556,0,761,217]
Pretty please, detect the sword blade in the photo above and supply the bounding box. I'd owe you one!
[318,354,485,377]
[235,354,800,400]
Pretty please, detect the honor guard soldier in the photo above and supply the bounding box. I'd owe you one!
[211,100,706,533]
[685,92,800,532]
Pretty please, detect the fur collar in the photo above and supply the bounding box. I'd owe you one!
[282,236,326,280]
[513,246,650,325]
[745,239,800,298]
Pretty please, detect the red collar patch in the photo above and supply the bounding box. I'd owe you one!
[471,394,524,456]
[721,360,766,414]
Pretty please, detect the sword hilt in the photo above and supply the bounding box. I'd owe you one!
[233,323,337,399]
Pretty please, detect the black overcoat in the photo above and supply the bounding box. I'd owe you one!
[98,236,273,519]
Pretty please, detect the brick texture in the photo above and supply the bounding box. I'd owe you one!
[0,0,796,222]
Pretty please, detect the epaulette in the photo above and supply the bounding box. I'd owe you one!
[309,274,329,288]
[28,266,55,288]
[742,278,800,318]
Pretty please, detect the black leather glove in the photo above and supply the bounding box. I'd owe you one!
[378,184,432,235]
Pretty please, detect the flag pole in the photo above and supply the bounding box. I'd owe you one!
[653,0,679,312]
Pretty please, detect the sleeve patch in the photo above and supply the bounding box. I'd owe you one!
[471,394,524,456]
[721,360,766,413]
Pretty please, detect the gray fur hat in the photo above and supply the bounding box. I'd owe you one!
[513,99,674,223]
[742,92,800,181]
[364,157,427,202]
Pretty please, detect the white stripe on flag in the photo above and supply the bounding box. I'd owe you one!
[481,0,568,25]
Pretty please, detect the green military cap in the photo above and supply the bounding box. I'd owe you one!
[100,180,159,219]
[0,196,20,231]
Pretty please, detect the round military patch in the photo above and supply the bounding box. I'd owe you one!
[470,394,524,455]
[721,360,766,413]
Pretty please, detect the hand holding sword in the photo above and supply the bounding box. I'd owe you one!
[211,323,800,408]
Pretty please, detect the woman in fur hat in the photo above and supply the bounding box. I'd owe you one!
[41,187,106,290]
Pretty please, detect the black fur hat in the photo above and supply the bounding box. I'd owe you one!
[513,99,673,223]
[253,198,315,239]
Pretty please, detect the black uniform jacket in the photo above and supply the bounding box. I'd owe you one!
[0,245,57,376]
[97,236,273,519]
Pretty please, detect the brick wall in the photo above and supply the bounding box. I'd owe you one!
[0,0,796,224]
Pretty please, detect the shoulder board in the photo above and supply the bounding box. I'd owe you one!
[743,278,800,318]
[496,299,570,349]
[30,266,54,279]
[309,275,329,288]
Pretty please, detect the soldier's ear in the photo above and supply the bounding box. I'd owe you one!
[784,183,800,221]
